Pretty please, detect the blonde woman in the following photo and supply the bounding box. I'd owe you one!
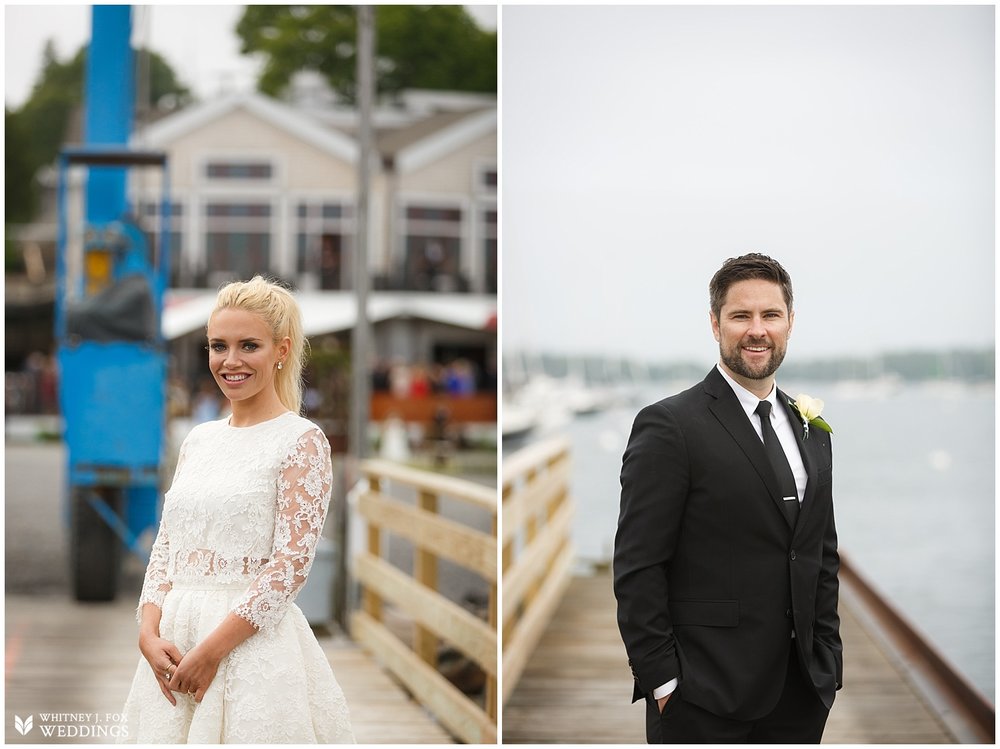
[119,277,355,743]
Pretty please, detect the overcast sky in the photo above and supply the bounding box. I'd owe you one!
[4,4,498,109]
[502,5,994,364]
[5,4,992,365]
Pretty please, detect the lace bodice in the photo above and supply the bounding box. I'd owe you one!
[138,412,334,631]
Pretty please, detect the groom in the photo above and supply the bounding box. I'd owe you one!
[613,253,842,743]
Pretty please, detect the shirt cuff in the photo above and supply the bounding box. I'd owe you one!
[652,678,679,699]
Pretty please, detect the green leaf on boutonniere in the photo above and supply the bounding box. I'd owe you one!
[809,415,833,435]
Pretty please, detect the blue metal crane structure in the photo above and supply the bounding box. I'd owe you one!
[55,5,171,601]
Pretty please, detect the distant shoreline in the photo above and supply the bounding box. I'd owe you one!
[504,347,995,385]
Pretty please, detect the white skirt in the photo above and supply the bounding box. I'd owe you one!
[118,581,355,744]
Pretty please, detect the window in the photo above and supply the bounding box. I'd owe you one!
[406,207,462,222]
[206,204,271,218]
[204,202,272,283]
[476,164,497,196]
[205,161,273,180]
[140,201,183,218]
[403,204,465,292]
[295,201,352,290]
[138,200,185,286]
[483,209,497,294]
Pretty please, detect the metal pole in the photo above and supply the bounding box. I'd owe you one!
[338,4,375,628]
[350,4,374,470]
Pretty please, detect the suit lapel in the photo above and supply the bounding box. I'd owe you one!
[704,369,793,527]
[778,389,817,536]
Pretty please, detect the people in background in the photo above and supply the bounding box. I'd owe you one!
[377,359,485,398]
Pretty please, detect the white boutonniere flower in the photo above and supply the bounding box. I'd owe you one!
[790,393,833,439]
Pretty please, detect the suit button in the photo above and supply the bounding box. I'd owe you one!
[789,550,797,561]
[786,608,792,618]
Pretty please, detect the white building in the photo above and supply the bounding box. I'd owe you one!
[136,89,497,296]
[135,89,497,431]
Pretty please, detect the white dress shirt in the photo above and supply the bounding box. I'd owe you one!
[715,364,807,503]
[652,365,808,701]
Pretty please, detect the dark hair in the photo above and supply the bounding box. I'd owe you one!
[709,253,793,319]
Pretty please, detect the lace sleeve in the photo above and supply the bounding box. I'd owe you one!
[136,523,172,624]
[135,439,188,624]
[232,427,333,632]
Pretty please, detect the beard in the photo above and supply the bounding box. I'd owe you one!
[719,336,787,381]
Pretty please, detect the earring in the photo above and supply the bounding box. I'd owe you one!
[277,361,284,370]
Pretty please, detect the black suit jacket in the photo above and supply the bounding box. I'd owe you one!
[613,367,842,721]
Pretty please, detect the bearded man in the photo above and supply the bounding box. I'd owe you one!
[614,253,842,743]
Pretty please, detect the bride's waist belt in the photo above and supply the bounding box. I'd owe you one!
[170,579,251,592]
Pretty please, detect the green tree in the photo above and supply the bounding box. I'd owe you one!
[17,42,81,178]
[236,5,497,102]
[141,48,193,111]
[6,41,191,224]
[6,108,39,225]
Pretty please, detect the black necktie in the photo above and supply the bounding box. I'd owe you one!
[755,400,799,527]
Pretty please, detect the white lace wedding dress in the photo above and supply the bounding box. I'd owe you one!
[119,411,355,743]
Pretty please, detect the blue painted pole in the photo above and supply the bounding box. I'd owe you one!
[83,5,133,223]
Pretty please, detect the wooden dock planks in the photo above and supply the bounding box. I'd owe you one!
[4,594,455,744]
[501,572,956,744]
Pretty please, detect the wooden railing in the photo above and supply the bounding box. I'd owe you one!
[351,459,498,744]
[500,436,574,703]
[839,551,995,743]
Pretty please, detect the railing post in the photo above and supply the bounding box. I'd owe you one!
[501,481,515,644]
[413,489,439,666]
[363,474,383,622]
[548,450,565,539]
[486,511,498,721]
[523,466,541,607]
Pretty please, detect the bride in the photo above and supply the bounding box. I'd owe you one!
[119,277,355,743]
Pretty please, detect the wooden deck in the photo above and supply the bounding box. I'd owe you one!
[502,571,957,744]
[4,594,455,744]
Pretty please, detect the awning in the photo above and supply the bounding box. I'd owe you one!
[163,290,497,340]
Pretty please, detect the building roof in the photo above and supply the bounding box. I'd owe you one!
[136,91,358,163]
[164,289,497,340]
[377,106,492,157]
[135,87,494,174]
[287,78,496,133]
[394,108,496,174]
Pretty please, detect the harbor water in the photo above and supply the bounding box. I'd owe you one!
[509,377,995,702]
